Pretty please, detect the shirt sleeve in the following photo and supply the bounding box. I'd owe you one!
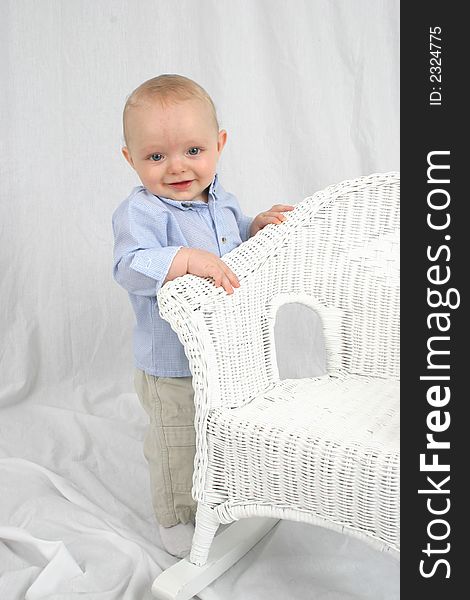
[112,199,182,296]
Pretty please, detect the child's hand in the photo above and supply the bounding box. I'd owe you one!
[249,204,295,237]
[185,248,240,295]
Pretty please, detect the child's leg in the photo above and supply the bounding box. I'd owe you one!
[134,370,197,528]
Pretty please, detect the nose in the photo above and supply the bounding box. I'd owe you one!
[167,154,187,174]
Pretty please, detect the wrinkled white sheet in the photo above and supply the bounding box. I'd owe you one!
[0,385,399,599]
[1,0,399,598]
[0,390,399,599]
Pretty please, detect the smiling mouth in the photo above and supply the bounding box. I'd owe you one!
[168,180,193,186]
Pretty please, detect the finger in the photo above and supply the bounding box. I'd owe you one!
[271,204,295,211]
[271,212,289,222]
[211,261,238,289]
[220,274,234,294]
[265,210,291,219]
[212,272,223,288]
[225,268,240,288]
[263,214,286,225]
[211,269,234,294]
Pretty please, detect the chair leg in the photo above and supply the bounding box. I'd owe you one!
[190,502,220,566]
[151,516,279,600]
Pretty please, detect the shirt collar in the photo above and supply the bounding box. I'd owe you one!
[154,173,220,210]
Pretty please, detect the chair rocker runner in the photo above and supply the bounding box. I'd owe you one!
[152,172,400,600]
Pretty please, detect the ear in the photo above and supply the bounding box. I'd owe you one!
[217,129,227,156]
[121,146,135,169]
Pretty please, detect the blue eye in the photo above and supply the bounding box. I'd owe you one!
[149,153,163,162]
[188,147,200,156]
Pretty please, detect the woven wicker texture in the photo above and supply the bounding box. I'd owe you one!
[158,172,400,564]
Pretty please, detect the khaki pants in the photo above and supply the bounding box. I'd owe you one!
[134,369,197,527]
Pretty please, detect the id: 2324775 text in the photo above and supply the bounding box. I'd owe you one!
[429,26,443,106]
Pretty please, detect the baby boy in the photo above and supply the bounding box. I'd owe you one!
[112,74,293,557]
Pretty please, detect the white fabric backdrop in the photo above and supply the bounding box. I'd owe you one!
[0,1,399,598]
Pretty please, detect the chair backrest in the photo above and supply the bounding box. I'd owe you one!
[274,173,400,381]
[158,173,399,411]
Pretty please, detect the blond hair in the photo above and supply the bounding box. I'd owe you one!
[122,74,220,147]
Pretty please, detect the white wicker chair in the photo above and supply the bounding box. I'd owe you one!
[152,172,400,599]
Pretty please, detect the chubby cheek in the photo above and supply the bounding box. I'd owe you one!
[141,167,162,188]
[199,157,218,179]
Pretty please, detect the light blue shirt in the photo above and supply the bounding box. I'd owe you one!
[112,174,253,376]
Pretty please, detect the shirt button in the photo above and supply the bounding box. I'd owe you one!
[221,236,227,243]
[182,203,190,208]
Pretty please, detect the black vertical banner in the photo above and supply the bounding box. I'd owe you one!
[401,3,465,598]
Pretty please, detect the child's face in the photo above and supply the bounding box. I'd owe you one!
[122,98,226,202]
